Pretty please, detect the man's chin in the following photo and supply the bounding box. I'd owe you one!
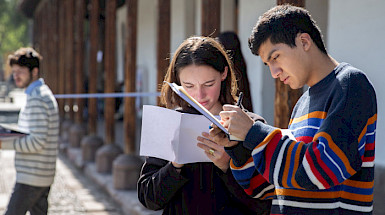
[15,83,25,88]
[289,84,303,90]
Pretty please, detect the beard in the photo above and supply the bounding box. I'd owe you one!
[14,74,33,88]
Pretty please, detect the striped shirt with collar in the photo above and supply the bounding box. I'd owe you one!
[2,78,59,187]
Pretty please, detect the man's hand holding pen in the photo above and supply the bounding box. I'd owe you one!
[217,105,254,145]
[205,92,254,147]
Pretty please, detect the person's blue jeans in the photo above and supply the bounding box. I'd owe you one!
[5,183,51,215]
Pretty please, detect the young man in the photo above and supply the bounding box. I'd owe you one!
[0,47,59,215]
[203,4,377,214]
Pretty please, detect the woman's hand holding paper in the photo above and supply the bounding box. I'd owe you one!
[171,162,184,169]
[197,132,230,173]
[208,123,238,147]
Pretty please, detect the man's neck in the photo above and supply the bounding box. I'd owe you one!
[25,78,42,95]
[308,52,339,87]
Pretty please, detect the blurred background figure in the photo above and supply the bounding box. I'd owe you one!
[217,31,253,111]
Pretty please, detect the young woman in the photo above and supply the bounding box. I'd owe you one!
[137,36,271,215]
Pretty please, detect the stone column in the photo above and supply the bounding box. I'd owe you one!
[81,0,104,163]
[69,0,87,150]
[57,1,71,153]
[112,0,143,190]
[96,0,123,173]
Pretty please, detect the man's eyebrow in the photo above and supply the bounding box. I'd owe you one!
[264,48,278,65]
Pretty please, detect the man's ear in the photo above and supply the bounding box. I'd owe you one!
[221,66,228,81]
[32,68,39,78]
[298,33,312,51]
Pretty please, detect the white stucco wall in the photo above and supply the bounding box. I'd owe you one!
[195,0,202,36]
[115,1,158,106]
[305,0,328,45]
[327,0,385,166]
[171,0,195,54]
[220,0,236,33]
[238,0,276,122]
[116,6,126,84]
[137,0,158,105]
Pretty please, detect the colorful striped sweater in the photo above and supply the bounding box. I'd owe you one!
[1,78,59,187]
[226,63,377,214]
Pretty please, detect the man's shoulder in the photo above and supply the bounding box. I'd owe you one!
[27,84,57,107]
[335,63,372,86]
[29,84,54,98]
[335,63,377,105]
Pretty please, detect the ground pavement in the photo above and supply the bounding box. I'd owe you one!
[0,150,123,215]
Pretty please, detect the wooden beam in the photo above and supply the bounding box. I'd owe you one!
[50,0,59,94]
[88,0,100,134]
[65,0,75,120]
[58,0,66,118]
[274,0,304,128]
[201,0,220,37]
[74,0,86,124]
[156,0,170,105]
[124,0,138,153]
[46,2,50,83]
[40,2,48,82]
[104,0,117,144]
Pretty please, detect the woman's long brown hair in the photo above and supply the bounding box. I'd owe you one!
[160,36,238,110]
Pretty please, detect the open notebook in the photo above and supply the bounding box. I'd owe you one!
[0,123,29,138]
[166,82,244,141]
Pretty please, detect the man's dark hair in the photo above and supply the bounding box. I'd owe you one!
[248,4,327,56]
[8,47,42,71]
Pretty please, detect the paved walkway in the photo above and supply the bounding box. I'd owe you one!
[0,150,123,215]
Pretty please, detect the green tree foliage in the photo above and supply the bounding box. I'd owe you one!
[0,0,29,73]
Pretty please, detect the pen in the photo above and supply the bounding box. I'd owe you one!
[209,92,244,130]
[236,92,243,107]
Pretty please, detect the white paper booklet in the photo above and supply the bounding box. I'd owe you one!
[165,82,243,141]
[0,123,29,139]
[140,105,213,164]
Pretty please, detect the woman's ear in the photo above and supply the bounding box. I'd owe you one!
[221,66,228,81]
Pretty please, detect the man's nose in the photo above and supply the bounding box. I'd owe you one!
[270,65,282,79]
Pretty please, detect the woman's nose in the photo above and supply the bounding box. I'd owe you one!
[195,87,206,100]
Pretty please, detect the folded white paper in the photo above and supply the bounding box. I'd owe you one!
[140,105,212,164]
[165,82,243,141]
[0,123,29,139]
